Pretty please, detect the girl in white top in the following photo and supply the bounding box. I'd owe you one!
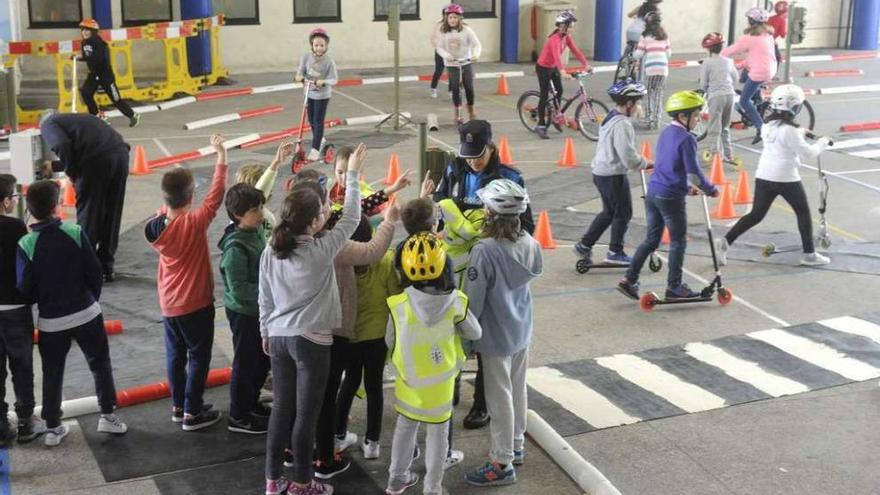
[716,85,832,267]
[434,4,482,124]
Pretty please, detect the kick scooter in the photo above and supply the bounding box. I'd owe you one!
[290,80,335,174]
[700,149,743,167]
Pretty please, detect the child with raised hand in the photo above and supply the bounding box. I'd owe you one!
[716,85,832,267]
[464,179,542,487]
[17,180,127,447]
[295,28,338,162]
[235,142,295,231]
[574,80,650,267]
[145,134,228,432]
[260,143,367,495]
[435,4,482,124]
[633,12,671,129]
[699,33,740,163]
[328,145,412,229]
[385,232,482,495]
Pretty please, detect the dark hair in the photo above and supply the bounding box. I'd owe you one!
[482,210,523,242]
[637,2,660,18]
[335,145,354,167]
[270,186,323,259]
[766,110,798,128]
[0,173,16,200]
[401,198,437,235]
[289,169,328,196]
[643,20,667,40]
[708,43,722,54]
[351,215,373,242]
[162,168,195,209]
[25,180,60,220]
[610,93,643,106]
[225,183,265,224]
[293,181,327,205]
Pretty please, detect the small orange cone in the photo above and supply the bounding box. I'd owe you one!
[557,137,577,167]
[660,226,671,244]
[709,153,727,186]
[498,135,515,164]
[496,74,510,96]
[712,183,739,219]
[62,180,76,207]
[130,145,150,176]
[641,141,653,160]
[733,169,753,204]
[385,154,401,185]
[534,211,557,249]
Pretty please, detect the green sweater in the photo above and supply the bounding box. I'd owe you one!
[219,224,266,316]
[353,250,401,342]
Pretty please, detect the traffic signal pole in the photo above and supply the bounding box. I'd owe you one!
[783,2,795,83]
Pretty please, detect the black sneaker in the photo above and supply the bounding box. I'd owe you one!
[616,278,640,300]
[314,453,351,480]
[129,113,141,128]
[751,131,762,145]
[251,402,272,419]
[573,242,592,262]
[182,409,221,431]
[172,403,213,423]
[0,421,16,447]
[17,415,46,443]
[665,284,702,301]
[463,406,489,430]
[227,415,268,435]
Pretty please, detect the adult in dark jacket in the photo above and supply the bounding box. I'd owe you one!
[39,111,129,282]
[74,18,140,127]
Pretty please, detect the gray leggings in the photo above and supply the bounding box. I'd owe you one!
[645,75,666,127]
[265,336,331,482]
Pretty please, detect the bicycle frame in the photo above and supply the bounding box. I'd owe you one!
[548,74,597,121]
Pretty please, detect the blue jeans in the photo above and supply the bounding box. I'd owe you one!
[307,97,329,152]
[226,308,270,421]
[580,174,633,253]
[163,305,215,415]
[626,194,688,288]
[740,77,765,130]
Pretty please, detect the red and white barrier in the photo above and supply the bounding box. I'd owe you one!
[148,133,260,169]
[184,104,284,130]
[817,84,880,95]
[840,121,880,133]
[805,69,864,77]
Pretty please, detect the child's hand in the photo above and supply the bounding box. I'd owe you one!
[420,175,436,198]
[688,186,700,196]
[271,142,295,170]
[347,143,368,173]
[316,79,325,87]
[210,134,226,152]
[386,169,413,195]
[644,160,655,170]
[708,187,720,198]
[295,74,304,83]
[562,71,573,80]
[262,337,270,356]
[385,199,401,223]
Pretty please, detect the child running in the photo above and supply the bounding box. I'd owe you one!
[74,19,140,127]
[295,28,338,162]
[434,4,482,124]
[534,10,589,139]
[716,84,832,267]
[574,79,651,266]
[260,143,367,495]
[699,32,740,163]
[463,179,542,487]
[385,232,482,495]
[633,13,670,130]
[617,91,719,301]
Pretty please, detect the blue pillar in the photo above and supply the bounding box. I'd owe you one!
[850,0,880,50]
[594,0,623,62]
[500,0,519,63]
[180,0,212,78]
[91,0,112,28]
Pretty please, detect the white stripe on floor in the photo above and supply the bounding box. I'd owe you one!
[830,137,880,149]
[747,329,880,381]
[684,342,810,397]
[818,316,880,345]
[527,366,641,429]
[851,149,880,158]
[594,354,727,413]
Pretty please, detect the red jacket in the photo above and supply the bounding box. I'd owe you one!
[768,14,787,40]
[537,31,589,71]
[145,162,228,317]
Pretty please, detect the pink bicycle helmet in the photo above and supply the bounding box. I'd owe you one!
[309,27,329,43]
[445,4,463,15]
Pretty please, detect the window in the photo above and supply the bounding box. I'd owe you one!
[375,0,419,21]
[294,0,341,23]
[213,0,259,25]
[28,0,82,29]
[453,0,495,18]
[121,0,172,26]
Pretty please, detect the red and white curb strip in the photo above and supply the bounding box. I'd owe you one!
[184,105,283,130]
[840,121,880,133]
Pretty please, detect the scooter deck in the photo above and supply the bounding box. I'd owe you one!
[643,292,713,305]
[575,259,630,274]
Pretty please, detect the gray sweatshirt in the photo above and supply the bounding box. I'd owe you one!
[465,233,543,357]
[258,171,361,339]
[699,55,738,99]
[297,52,339,100]
[385,286,482,350]
[590,111,647,177]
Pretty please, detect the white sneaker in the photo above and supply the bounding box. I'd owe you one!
[334,430,357,453]
[714,237,729,266]
[800,252,830,266]
[45,424,69,447]
[98,414,128,434]
[307,148,321,162]
[443,449,464,470]
[320,137,328,149]
[430,88,438,99]
[362,439,380,459]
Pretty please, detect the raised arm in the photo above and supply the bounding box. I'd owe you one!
[193,134,229,229]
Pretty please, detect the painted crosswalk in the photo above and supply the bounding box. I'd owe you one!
[528,313,880,437]
[832,134,880,162]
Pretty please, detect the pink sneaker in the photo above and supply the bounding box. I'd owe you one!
[266,477,290,495]
[288,480,334,495]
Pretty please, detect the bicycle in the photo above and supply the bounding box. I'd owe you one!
[516,70,610,141]
[613,41,640,83]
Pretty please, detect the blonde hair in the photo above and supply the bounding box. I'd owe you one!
[745,24,771,36]
[235,163,268,186]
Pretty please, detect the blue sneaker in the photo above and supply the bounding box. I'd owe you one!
[513,450,525,466]
[665,283,702,300]
[465,461,517,487]
[573,242,592,261]
[617,278,639,300]
[604,251,632,265]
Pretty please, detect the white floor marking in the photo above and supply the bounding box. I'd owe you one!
[818,316,880,345]
[152,138,172,157]
[832,167,880,175]
[684,342,810,397]
[747,328,880,381]
[851,149,880,158]
[829,137,880,149]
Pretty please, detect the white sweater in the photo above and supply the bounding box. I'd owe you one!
[756,121,829,183]
[435,26,482,67]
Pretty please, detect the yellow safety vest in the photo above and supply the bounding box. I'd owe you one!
[437,199,485,286]
[388,290,468,424]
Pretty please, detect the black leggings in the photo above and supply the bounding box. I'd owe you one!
[536,64,562,126]
[447,64,474,107]
[336,338,387,442]
[81,74,135,119]
[725,178,815,253]
[431,51,445,89]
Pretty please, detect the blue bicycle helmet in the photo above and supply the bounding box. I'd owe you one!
[608,79,647,100]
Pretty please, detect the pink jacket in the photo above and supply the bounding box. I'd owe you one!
[721,33,777,82]
[537,32,589,70]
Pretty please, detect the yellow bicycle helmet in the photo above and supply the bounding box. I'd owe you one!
[664,90,706,117]
[401,232,447,282]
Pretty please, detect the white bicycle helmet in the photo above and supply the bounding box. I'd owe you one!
[477,179,529,215]
[769,84,806,115]
[555,10,577,25]
[745,7,770,24]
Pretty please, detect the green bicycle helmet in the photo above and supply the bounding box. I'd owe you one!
[665,90,706,117]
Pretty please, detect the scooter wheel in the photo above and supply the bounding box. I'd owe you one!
[701,149,712,163]
[322,144,336,165]
[648,256,663,273]
[575,259,591,274]
[761,243,776,257]
[639,292,658,312]
[819,237,831,249]
[717,287,733,305]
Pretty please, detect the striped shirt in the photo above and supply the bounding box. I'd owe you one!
[634,36,671,77]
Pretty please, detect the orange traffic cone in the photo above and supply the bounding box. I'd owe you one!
[712,183,739,219]
[496,74,510,96]
[641,140,653,160]
[62,180,76,207]
[660,226,671,244]
[104,320,124,335]
[733,169,753,204]
[131,145,150,176]
[709,153,727,186]
[557,137,577,167]
[385,154,401,185]
[534,211,557,249]
[498,135,515,164]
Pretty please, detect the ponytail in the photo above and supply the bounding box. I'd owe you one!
[766,110,799,128]
[270,187,323,259]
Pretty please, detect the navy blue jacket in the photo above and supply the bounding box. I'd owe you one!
[40,113,129,182]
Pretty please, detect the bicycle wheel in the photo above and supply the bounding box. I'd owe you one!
[516,90,543,133]
[575,99,610,141]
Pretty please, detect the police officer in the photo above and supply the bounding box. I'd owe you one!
[74,19,140,127]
